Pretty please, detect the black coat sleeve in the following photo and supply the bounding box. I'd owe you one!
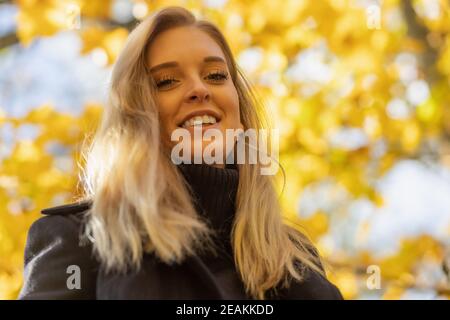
[18,215,97,299]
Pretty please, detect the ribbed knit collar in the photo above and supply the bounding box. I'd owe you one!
[176,162,239,254]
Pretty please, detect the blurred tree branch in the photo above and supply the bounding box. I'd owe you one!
[0,32,18,49]
[0,0,14,49]
[400,0,450,153]
[400,0,440,82]
[0,17,138,50]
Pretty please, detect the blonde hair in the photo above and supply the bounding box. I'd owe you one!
[77,6,325,299]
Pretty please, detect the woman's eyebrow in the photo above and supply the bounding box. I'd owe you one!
[149,56,226,73]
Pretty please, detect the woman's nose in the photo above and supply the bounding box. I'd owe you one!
[184,77,210,103]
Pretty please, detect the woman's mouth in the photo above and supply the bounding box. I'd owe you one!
[179,115,219,128]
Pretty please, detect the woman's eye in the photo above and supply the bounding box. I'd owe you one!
[206,71,228,82]
[154,71,228,89]
[155,77,178,89]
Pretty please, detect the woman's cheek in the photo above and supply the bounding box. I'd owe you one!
[156,108,174,144]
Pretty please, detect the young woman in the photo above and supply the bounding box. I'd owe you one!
[19,6,343,300]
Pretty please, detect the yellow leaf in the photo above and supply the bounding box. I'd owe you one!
[400,120,421,153]
[298,210,329,240]
[16,0,81,45]
[81,27,129,64]
[327,269,359,300]
[14,141,41,162]
[382,284,405,300]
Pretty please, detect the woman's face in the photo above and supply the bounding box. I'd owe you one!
[146,26,243,167]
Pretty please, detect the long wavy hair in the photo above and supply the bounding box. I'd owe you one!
[77,6,325,299]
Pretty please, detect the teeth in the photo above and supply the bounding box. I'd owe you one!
[182,115,217,128]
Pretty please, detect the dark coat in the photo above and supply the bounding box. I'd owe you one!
[18,210,343,300]
[18,164,343,300]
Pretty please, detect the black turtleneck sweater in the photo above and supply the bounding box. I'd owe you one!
[18,162,343,300]
[177,163,238,257]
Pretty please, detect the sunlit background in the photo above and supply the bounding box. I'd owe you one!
[0,0,449,300]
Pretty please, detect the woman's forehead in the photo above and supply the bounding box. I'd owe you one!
[147,26,226,65]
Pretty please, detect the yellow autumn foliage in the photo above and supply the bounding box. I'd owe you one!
[1,0,449,299]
